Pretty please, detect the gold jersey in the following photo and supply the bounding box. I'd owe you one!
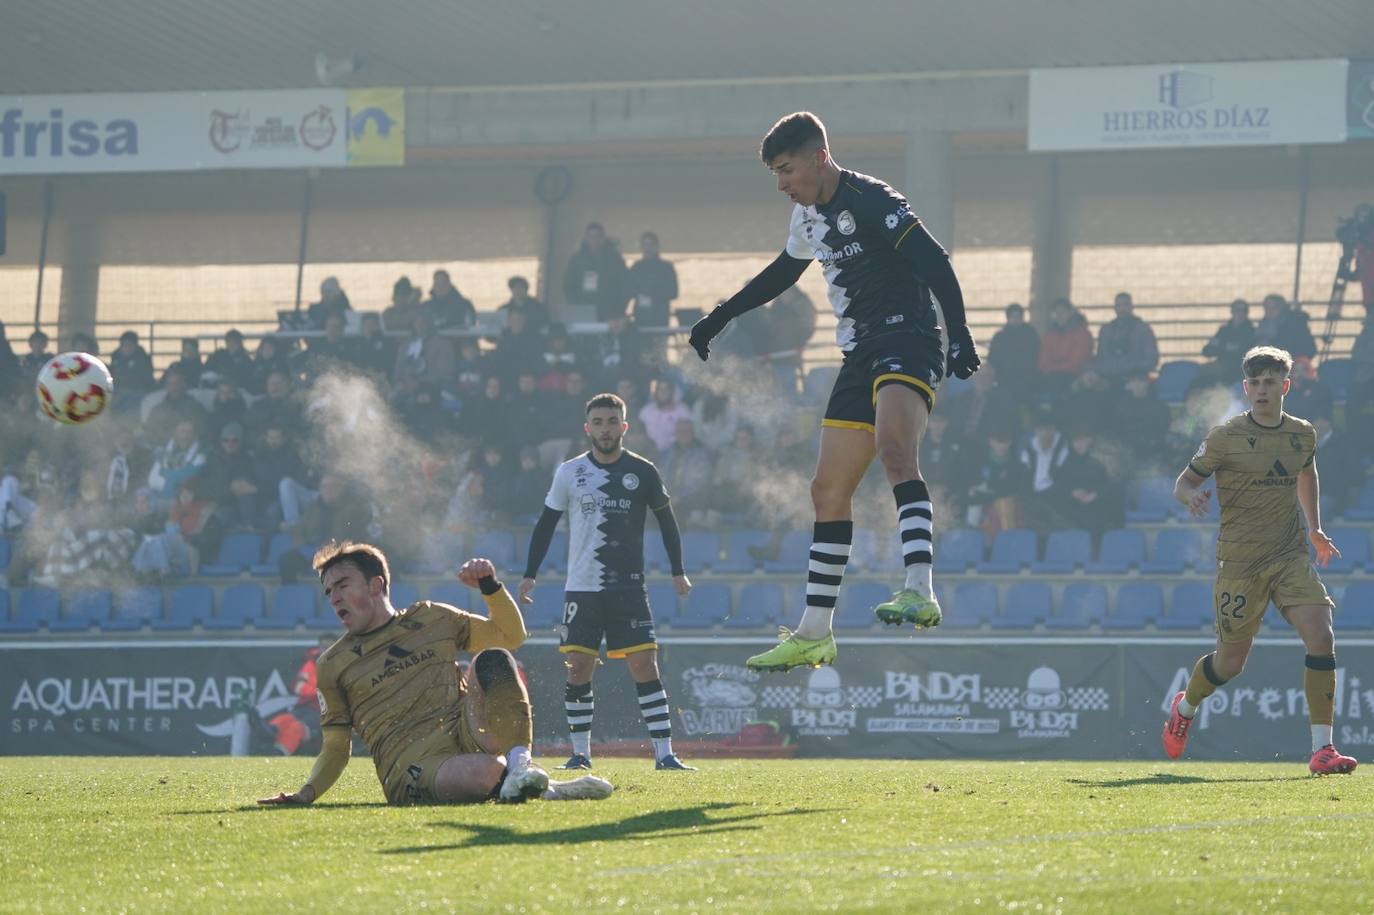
[314,593,517,790]
[1188,411,1316,578]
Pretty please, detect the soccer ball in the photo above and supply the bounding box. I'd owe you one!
[35,351,114,425]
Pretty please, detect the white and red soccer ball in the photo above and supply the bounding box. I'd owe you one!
[35,352,114,425]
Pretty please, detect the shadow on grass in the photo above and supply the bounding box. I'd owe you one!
[380,802,828,854]
[175,801,391,815]
[1067,773,1306,789]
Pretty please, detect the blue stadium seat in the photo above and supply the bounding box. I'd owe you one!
[644,531,671,572]
[837,580,889,629]
[764,530,814,573]
[1339,583,1374,629]
[1031,528,1092,574]
[1142,528,1204,574]
[851,528,902,575]
[0,535,10,573]
[716,529,772,573]
[259,584,319,630]
[682,531,721,572]
[250,532,301,576]
[646,582,679,619]
[1048,582,1108,630]
[470,531,518,574]
[1104,583,1164,630]
[803,365,840,401]
[1327,527,1371,574]
[948,582,997,629]
[1126,476,1174,523]
[524,583,564,630]
[389,582,421,610]
[544,530,569,574]
[1158,582,1213,631]
[8,587,59,632]
[1348,478,1374,522]
[1087,529,1146,574]
[677,583,729,628]
[725,583,784,629]
[428,582,473,608]
[1319,358,1354,400]
[409,532,465,575]
[0,590,32,633]
[933,527,983,574]
[153,585,214,631]
[103,587,163,631]
[994,582,1050,629]
[205,584,265,630]
[52,588,111,631]
[977,529,1037,574]
[202,532,263,576]
[1155,361,1201,403]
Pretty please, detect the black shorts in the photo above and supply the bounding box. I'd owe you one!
[559,589,658,659]
[822,333,944,432]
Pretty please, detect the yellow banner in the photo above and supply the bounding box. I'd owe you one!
[346,89,405,167]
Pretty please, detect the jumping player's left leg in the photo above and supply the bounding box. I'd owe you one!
[624,648,696,770]
[870,382,941,629]
[1286,603,1357,775]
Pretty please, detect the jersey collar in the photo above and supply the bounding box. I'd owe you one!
[1245,410,1285,430]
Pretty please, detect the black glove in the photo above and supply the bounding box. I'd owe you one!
[946,325,981,380]
[688,307,731,362]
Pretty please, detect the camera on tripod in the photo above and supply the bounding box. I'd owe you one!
[1336,203,1374,265]
[1321,204,1374,358]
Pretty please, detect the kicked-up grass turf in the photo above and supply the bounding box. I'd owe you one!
[0,756,1369,913]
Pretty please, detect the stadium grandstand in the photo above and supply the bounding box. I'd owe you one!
[1,0,1372,768]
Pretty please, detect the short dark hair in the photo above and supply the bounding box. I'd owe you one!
[585,392,626,416]
[760,112,828,163]
[313,540,391,595]
[1005,303,1025,318]
[1242,346,1293,379]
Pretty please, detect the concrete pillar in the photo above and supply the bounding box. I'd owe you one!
[56,219,100,349]
[904,129,955,250]
[1028,156,1072,327]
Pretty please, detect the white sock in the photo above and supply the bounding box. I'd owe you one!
[1312,724,1333,752]
[571,730,591,758]
[904,562,933,597]
[1177,697,1197,719]
[506,745,531,771]
[796,606,833,639]
[652,736,673,759]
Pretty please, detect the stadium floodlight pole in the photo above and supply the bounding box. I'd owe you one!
[293,172,316,311]
[1291,148,1309,312]
[34,179,52,329]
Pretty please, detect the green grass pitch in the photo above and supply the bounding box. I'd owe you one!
[2,757,1370,913]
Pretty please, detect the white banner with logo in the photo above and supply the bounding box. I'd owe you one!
[0,90,349,175]
[1029,59,1349,151]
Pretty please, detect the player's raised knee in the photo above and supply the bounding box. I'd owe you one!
[473,647,520,691]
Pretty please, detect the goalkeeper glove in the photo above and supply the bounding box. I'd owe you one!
[688,306,731,362]
[945,325,981,380]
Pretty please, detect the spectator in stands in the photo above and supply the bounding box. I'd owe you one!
[538,322,580,391]
[381,275,423,333]
[246,370,303,447]
[69,331,99,354]
[207,379,248,443]
[1199,299,1256,384]
[1256,293,1316,361]
[163,338,205,388]
[449,337,487,400]
[944,363,1022,450]
[627,230,678,329]
[109,330,157,405]
[458,375,513,455]
[1018,409,1070,533]
[290,473,372,545]
[426,269,477,330]
[250,337,292,395]
[1037,298,1094,396]
[144,367,207,447]
[1048,427,1122,537]
[1101,375,1173,468]
[1,448,55,537]
[965,429,1032,536]
[488,306,543,384]
[103,425,149,510]
[131,478,216,581]
[986,303,1041,394]
[712,425,759,520]
[1286,362,1334,423]
[498,275,549,332]
[1312,416,1363,518]
[203,329,257,390]
[252,424,313,531]
[201,422,257,531]
[639,378,692,453]
[396,382,456,445]
[20,330,51,379]
[0,322,23,399]
[505,371,548,442]
[1082,292,1158,389]
[690,390,741,453]
[660,417,715,526]
[146,418,208,511]
[348,313,393,380]
[307,276,353,330]
[509,447,548,518]
[920,409,969,522]
[392,309,456,391]
[34,469,137,588]
[593,314,643,391]
[299,313,353,383]
[475,444,518,518]
[563,222,629,321]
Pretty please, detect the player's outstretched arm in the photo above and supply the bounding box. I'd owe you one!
[1173,467,1212,518]
[461,557,528,651]
[1298,461,1341,567]
[519,507,563,603]
[257,726,350,805]
[689,250,809,361]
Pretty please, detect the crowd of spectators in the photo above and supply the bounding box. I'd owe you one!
[0,245,1371,593]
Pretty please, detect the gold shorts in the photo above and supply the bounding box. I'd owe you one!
[1213,552,1332,643]
[380,717,483,806]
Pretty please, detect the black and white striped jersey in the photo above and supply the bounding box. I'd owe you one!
[543,450,670,592]
[785,169,942,352]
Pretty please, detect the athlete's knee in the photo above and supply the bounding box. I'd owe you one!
[1212,645,1249,680]
[810,474,852,513]
[473,648,519,691]
[874,437,918,478]
[1303,624,1335,656]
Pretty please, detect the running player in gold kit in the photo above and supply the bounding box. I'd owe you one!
[259,541,612,805]
[1163,347,1357,775]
